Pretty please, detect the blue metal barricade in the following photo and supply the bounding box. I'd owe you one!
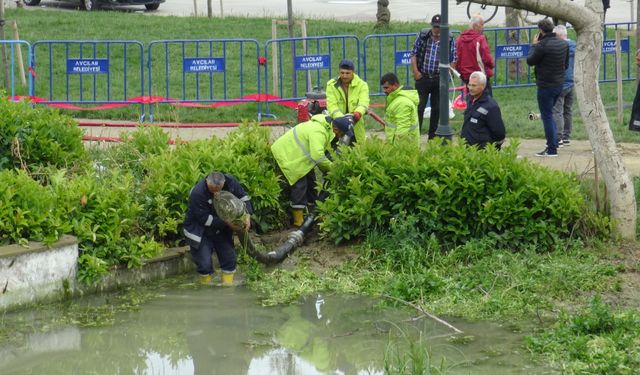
[262,35,359,117]
[363,31,460,97]
[147,39,261,122]
[31,40,145,119]
[600,22,633,83]
[486,22,634,89]
[485,26,538,88]
[362,33,415,97]
[0,40,32,99]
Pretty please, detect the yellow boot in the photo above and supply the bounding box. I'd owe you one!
[198,274,213,285]
[221,271,235,286]
[292,208,304,226]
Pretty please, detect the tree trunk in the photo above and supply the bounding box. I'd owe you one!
[462,0,637,239]
[375,0,390,29]
[505,7,525,79]
[574,14,636,239]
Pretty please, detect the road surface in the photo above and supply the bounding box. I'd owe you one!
[10,0,637,26]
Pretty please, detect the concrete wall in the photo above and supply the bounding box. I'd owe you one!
[0,235,78,311]
[0,236,195,312]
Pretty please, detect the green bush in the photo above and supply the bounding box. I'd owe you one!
[319,139,605,249]
[0,169,69,245]
[0,97,88,171]
[52,168,164,282]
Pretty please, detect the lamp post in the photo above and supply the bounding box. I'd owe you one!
[435,0,454,139]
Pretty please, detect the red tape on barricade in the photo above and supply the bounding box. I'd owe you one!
[77,120,290,128]
[83,135,182,144]
[13,93,298,110]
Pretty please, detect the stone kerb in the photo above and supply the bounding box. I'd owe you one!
[0,235,195,312]
[0,235,78,312]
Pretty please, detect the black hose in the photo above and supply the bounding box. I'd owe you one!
[237,214,316,265]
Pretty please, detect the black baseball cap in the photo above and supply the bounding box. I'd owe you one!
[431,14,441,27]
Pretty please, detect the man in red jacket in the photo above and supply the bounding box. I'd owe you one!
[455,14,495,96]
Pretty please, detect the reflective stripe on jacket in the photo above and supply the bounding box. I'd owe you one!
[383,86,420,147]
[183,174,253,248]
[271,114,334,186]
[325,73,370,142]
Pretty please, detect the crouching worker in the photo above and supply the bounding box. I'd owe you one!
[271,114,354,226]
[183,171,253,286]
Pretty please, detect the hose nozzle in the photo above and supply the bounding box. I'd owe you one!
[528,111,540,121]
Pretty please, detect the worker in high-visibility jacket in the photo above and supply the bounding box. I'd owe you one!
[380,72,420,147]
[271,114,354,226]
[326,59,369,144]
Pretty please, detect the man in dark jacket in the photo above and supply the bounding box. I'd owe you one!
[461,71,505,149]
[526,18,569,157]
[183,171,253,285]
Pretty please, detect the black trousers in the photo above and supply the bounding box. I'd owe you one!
[415,75,440,139]
[290,169,317,209]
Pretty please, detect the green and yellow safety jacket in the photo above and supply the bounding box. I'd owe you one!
[271,114,334,186]
[325,73,370,143]
[383,86,420,147]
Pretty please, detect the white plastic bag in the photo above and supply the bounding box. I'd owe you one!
[424,101,455,120]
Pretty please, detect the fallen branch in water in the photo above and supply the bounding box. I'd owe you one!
[381,293,463,334]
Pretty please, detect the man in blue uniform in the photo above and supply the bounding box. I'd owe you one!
[183,171,253,285]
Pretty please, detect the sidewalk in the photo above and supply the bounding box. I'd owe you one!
[79,119,640,178]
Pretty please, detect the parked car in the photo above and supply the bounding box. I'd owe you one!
[23,0,164,11]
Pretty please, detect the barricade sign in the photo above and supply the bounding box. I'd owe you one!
[263,35,359,103]
[0,40,32,98]
[183,57,225,72]
[495,44,530,59]
[394,51,412,66]
[67,58,109,74]
[147,39,261,122]
[602,39,629,54]
[31,40,145,119]
[294,54,331,70]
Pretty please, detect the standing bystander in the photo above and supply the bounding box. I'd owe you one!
[410,14,457,139]
[526,19,569,157]
[455,14,494,96]
[551,25,576,147]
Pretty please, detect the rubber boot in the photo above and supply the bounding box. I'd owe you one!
[198,274,213,285]
[292,208,304,227]
[221,271,235,286]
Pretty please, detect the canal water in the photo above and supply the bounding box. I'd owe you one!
[0,275,554,374]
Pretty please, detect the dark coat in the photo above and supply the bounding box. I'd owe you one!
[526,32,569,88]
[183,174,253,248]
[461,90,506,149]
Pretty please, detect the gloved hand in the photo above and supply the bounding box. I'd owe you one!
[352,112,361,122]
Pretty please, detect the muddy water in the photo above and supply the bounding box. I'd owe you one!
[0,275,554,374]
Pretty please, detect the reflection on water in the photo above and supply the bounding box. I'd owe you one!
[0,275,553,374]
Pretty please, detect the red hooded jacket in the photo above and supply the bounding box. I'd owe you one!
[455,29,494,81]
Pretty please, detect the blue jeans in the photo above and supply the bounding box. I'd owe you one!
[537,86,563,153]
